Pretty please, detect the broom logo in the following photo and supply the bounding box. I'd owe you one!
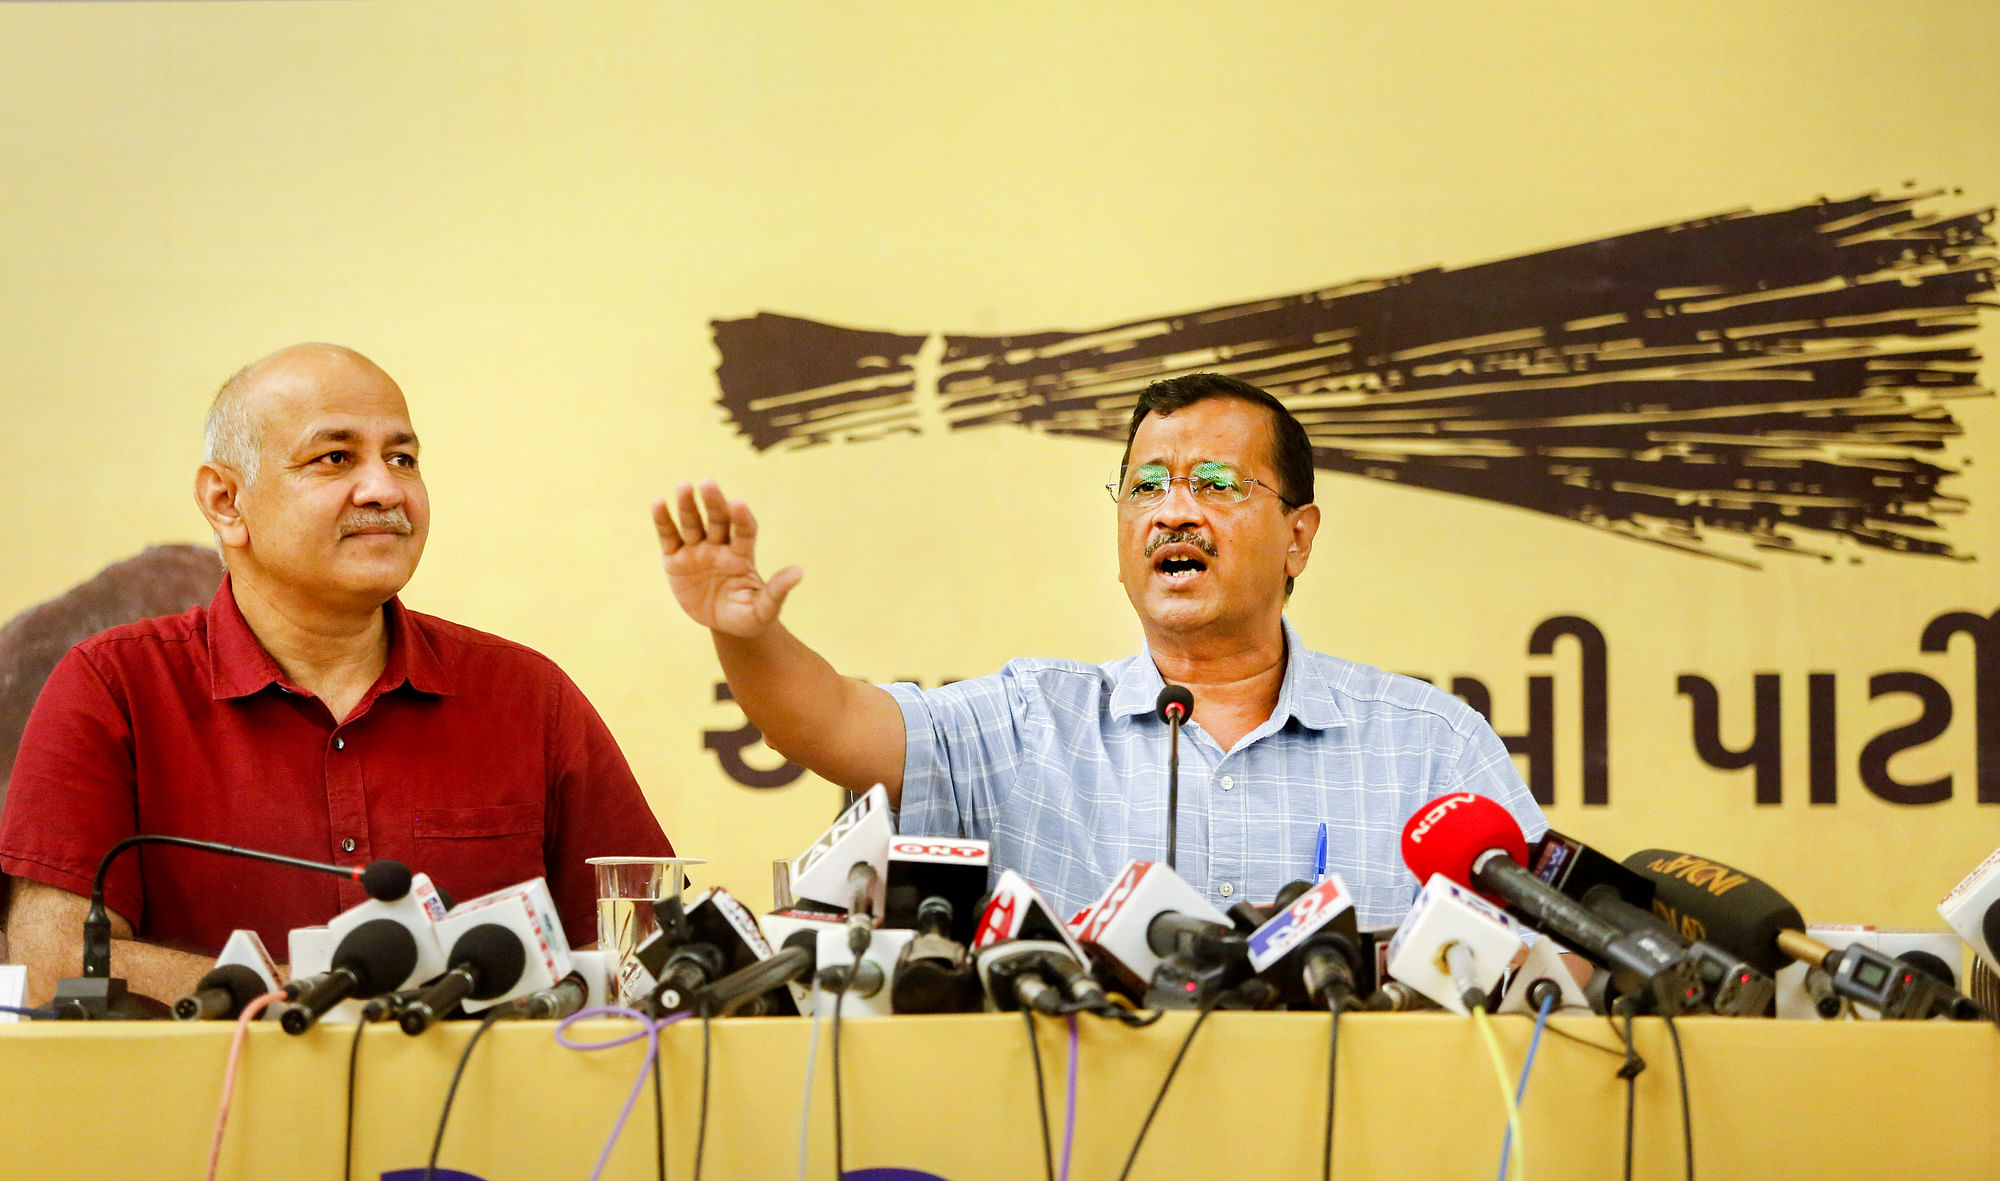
[710,189,1994,569]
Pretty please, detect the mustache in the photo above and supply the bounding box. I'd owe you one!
[338,509,413,537]
[1145,530,1217,559]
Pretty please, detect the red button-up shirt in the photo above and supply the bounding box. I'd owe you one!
[0,577,671,957]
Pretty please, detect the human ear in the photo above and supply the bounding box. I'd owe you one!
[194,462,251,549]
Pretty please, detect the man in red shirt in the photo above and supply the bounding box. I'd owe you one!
[0,343,672,1006]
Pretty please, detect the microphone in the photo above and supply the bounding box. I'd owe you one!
[640,888,776,1016]
[1626,850,1986,1021]
[56,831,410,1020]
[397,877,572,1034]
[787,785,893,959]
[882,837,990,944]
[688,928,819,1017]
[172,929,283,1021]
[891,897,982,1014]
[1386,875,1526,1013]
[1244,877,1367,1010]
[971,870,1113,1016]
[1362,980,1443,1012]
[1071,860,1236,1001]
[1402,794,1702,1015]
[492,973,590,1020]
[1156,685,1193,871]
[1534,828,1772,1015]
[1496,935,1591,1015]
[279,873,449,1034]
[1938,845,2000,972]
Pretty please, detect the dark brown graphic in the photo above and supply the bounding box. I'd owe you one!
[713,189,1995,568]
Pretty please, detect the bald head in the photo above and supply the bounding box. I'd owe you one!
[203,344,394,484]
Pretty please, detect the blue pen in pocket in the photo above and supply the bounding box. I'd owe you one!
[1312,821,1327,883]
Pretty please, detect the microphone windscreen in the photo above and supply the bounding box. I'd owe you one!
[1156,684,1194,723]
[453,924,530,1000]
[335,919,421,994]
[361,860,413,901]
[1621,849,1803,978]
[1400,793,1529,888]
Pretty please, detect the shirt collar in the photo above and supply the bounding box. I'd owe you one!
[207,575,453,701]
[1110,617,1346,731]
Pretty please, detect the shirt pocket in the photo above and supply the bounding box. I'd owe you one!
[410,802,546,902]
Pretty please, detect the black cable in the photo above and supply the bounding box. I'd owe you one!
[1321,999,1342,1181]
[693,1009,713,1181]
[1023,1007,1056,1181]
[1541,1022,1626,1058]
[344,1017,366,1181]
[1663,1014,1695,1181]
[1116,1004,1215,1181]
[653,1025,667,1181]
[423,1007,507,1181]
[0,1004,58,1018]
[1618,1007,1641,1181]
[831,968,852,1181]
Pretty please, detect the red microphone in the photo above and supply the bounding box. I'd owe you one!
[1399,793,1702,1015]
[1400,793,1528,903]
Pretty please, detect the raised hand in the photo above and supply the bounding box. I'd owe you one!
[653,481,803,639]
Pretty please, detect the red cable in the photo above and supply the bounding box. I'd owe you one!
[205,990,287,1181]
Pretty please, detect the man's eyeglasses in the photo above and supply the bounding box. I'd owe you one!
[1107,461,1300,509]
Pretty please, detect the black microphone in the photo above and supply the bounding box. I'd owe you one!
[1401,794,1703,1015]
[171,929,284,1021]
[1156,685,1193,872]
[891,897,982,1014]
[689,929,819,1017]
[57,833,411,1020]
[1533,829,1772,1015]
[281,920,422,1034]
[397,925,527,1035]
[1625,849,1987,1021]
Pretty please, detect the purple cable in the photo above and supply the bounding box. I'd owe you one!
[555,1005,691,1181]
[1062,1014,1079,1181]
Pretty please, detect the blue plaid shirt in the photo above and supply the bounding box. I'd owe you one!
[887,620,1548,926]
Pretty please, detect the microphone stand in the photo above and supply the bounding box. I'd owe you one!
[1156,686,1194,872]
[58,833,409,1020]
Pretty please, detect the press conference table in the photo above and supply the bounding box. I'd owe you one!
[2,1010,1995,1180]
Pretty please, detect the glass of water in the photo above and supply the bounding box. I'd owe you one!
[586,856,705,1006]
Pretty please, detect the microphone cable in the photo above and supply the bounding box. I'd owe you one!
[831,966,853,1181]
[555,1005,690,1181]
[1061,1013,1079,1181]
[1614,1004,1646,1181]
[693,1008,713,1181]
[1497,990,1557,1181]
[344,1017,367,1181]
[653,1022,668,1181]
[795,982,824,1181]
[0,1004,58,1019]
[1469,1003,1526,1181]
[203,989,285,1181]
[1115,1002,1216,1181]
[1662,1014,1696,1181]
[422,1006,508,1181]
[1320,997,1343,1181]
[1022,1008,1056,1181]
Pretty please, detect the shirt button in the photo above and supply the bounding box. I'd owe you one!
[341,837,357,853]
[1218,882,1234,898]
[1219,775,1234,791]
[333,737,346,751]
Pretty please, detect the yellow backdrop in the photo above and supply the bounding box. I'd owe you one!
[1,1,1995,930]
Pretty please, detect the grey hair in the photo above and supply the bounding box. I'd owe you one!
[202,362,264,485]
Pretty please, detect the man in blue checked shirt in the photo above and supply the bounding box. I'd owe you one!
[656,373,1548,925]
